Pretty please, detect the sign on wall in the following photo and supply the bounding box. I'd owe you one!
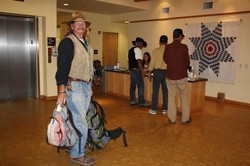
[47,37,56,46]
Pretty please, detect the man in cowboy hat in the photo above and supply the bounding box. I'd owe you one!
[128,37,150,107]
[55,11,96,165]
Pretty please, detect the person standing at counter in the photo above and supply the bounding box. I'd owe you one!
[148,35,168,115]
[128,37,150,107]
[163,29,192,124]
[142,52,151,74]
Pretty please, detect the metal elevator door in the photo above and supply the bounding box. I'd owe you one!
[0,15,39,100]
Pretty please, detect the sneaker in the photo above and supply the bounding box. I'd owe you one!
[70,155,96,166]
[149,109,157,115]
[130,101,138,106]
[182,117,192,124]
[162,110,168,115]
[138,103,150,107]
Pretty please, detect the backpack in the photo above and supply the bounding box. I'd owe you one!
[86,100,128,150]
[46,104,82,153]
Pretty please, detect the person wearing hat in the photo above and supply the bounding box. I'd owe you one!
[148,35,168,115]
[128,37,150,107]
[55,11,96,165]
[163,28,192,124]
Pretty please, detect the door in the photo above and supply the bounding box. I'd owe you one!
[102,32,118,66]
[0,15,39,100]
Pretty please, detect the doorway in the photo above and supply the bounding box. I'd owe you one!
[102,32,118,66]
[0,15,39,100]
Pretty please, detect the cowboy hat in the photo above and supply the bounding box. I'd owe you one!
[63,11,91,27]
[132,37,147,47]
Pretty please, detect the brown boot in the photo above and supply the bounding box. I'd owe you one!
[71,155,96,165]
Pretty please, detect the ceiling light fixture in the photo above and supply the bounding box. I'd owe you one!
[63,3,69,6]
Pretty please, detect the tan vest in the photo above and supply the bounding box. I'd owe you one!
[67,34,93,81]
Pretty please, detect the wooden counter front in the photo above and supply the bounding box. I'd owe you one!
[105,71,130,98]
[176,78,207,110]
[104,70,207,110]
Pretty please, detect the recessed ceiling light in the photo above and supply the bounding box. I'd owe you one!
[63,3,69,6]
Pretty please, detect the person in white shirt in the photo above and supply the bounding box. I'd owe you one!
[128,37,150,107]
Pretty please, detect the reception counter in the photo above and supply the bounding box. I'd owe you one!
[103,70,207,110]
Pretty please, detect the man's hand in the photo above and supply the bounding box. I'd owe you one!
[57,92,66,105]
[137,59,145,79]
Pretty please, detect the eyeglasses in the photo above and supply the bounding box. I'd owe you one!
[73,22,86,27]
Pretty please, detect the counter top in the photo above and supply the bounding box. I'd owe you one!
[105,69,130,74]
[105,69,208,83]
[188,77,208,83]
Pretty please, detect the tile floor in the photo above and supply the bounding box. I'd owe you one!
[0,87,249,166]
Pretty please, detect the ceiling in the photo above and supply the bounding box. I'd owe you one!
[57,0,150,16]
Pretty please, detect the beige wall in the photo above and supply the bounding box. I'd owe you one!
[111,0,250,104]
[1,0,250,104]
[0,0,57,97]
[1,1,128,97]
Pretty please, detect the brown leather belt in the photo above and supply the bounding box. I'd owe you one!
[68,77,91,83]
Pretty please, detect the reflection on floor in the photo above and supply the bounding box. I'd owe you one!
[0,86,250,166]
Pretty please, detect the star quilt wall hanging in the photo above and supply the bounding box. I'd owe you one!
[187,20,241,84]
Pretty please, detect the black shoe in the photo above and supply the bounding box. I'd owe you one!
[138,103,150,107]
[182,117,192,124]
[130,102,138,106]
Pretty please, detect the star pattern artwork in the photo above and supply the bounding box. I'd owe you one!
[189,22,236,76]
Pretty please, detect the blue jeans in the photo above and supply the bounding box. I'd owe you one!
[66,81,92,158]
[129,69,145,104]
[151,69,168,110]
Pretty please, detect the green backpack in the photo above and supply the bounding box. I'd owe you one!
[86,100,128,150]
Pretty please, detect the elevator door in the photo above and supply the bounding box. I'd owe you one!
[0,15,38,100]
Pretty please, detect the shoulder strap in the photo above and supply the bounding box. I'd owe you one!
[67,109,83,153]
[107,127,128,147]
[91,100,107,126]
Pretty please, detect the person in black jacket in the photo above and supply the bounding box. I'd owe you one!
[128,37,150,107]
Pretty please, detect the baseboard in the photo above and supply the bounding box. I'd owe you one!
[40,95,57,100]
[39,94,250,107]
[106,92,130,100]
[205,96,250,107]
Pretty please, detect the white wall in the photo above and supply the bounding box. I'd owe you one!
[111,0,250,104]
